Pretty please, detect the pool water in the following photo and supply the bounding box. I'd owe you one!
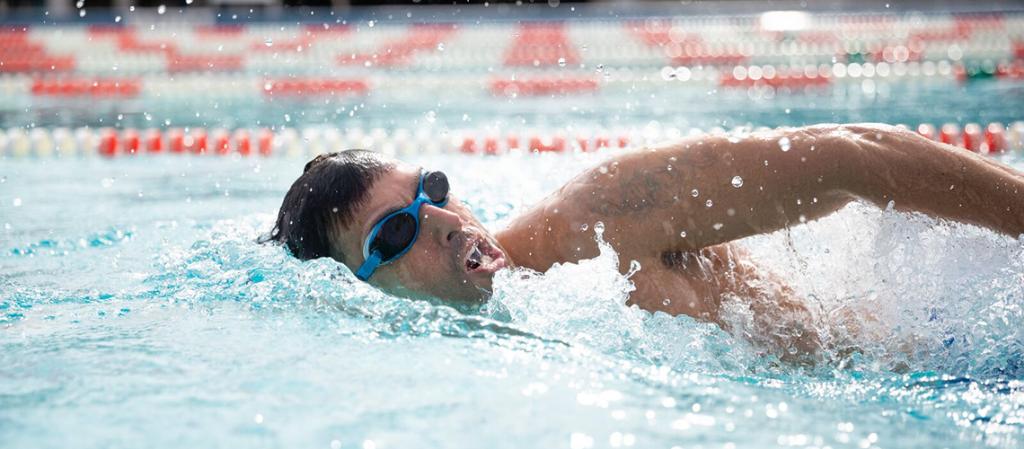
[2,151,1023,449]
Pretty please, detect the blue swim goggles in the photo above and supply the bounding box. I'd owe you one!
[355,170,449,281]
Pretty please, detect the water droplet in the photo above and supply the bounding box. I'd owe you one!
[557,57,566,67]
[593,221,605,235]
[367,20,375,27]
[264,38,273,47]
[690,189,699,197]
[79,9,86,17]
[731,176,744,188]
[596,64,604,73]
[284,114,291,122]
[778,137,791,152]
[627,260,642,277]
[75,0,83,7]
[114,15,121,22]
[263,81,273,91]
[437,42,445,51]
[186,0,193,4]
[157,4,166,14]
[679,230,687,238]
[705,199,713,208]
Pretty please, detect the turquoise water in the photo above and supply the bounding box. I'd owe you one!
[2,152,1023,448]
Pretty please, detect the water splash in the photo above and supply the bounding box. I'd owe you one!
[485,223,757,375]
[144,207,1023,379]
[741,201,1024,378]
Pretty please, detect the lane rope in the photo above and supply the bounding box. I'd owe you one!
[2,122,1023,158]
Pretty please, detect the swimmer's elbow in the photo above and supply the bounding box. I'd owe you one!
[827,123,938,207]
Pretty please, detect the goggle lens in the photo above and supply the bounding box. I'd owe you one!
[423,171,449,203]
[370,212,417,262]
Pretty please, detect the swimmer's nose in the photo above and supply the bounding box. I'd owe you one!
[421,204,462,248]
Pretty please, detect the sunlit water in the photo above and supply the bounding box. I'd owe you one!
[2,151,1022,449]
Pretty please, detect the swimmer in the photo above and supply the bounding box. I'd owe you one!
[266,123,1024,359]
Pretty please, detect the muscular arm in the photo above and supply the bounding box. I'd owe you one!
[564,123,1024,260]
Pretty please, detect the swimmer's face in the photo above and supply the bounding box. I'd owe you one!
[333,162,508,302]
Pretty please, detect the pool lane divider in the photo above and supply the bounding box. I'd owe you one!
[2,123,1023,159]
[9,59,1019,103]
[4,15,1024,78]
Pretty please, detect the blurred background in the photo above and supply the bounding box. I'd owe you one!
[0,0,1022,155]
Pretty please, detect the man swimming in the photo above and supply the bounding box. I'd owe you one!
[266,123,1024,357]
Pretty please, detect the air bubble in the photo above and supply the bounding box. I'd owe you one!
[705,199,713,208]
[731,176,744,188]
[157,4,166,14]
[662,298,671,306]
[264,38,273,47]
[557,57,566,67]
[580,223,589,232]
[679,230,687,238]
[593,221,604,235]
[691,189,699,197]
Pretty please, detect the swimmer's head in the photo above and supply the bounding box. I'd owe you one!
[266,150,508,303]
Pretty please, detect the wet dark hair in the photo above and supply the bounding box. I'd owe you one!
[262,150,394,262]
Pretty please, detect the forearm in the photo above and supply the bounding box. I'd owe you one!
[572,123,1024,258]
[574,124,858,253]
[842,123,1024,237]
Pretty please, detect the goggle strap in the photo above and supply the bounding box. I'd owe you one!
[355,250,383,281]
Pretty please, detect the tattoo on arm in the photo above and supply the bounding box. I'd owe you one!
[588,145,722,217]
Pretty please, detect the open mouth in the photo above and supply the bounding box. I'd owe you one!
[463,236,506,274]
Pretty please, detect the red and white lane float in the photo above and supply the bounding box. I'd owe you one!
[3,123,1024,159]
